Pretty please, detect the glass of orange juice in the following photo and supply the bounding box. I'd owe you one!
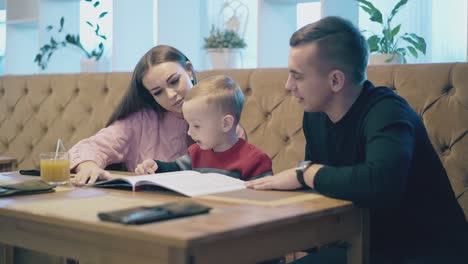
[40,152,70,185]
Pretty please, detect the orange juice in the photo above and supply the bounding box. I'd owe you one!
[40,152,70,185]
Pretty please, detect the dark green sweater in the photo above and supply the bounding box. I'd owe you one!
[304,81,467,258]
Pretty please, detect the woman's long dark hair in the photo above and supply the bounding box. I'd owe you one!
[106,45,198,127]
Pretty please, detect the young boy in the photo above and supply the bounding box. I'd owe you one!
[135,75,273,180]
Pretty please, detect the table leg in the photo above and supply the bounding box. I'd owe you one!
[0,243,14,264]
[347,208,369,264]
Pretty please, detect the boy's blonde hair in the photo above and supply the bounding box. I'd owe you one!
[185,75,245,123]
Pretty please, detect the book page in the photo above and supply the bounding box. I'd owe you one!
[133,170,246,197]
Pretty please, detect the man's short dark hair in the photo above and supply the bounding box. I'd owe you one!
[290,16,369,85]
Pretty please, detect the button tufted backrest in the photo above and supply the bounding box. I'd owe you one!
[0,73,132,169]
[367,63,468,220]
[1,63,467,219]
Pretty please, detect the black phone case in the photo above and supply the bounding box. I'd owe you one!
[0,180,55,197]
[97,200,212,225]
[19,169,41,176]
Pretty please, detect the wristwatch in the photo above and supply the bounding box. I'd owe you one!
[296,160,312,188]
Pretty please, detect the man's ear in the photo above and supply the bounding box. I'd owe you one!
[329,69,345,93]
[221,114,235,132]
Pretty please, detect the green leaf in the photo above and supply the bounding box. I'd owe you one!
[95,24,101,36]
[46,25,53,31]
[407,46,418,58]
[401,36,419,52]
[84,0,92,2]
[99,35,107,40]
[34,54,42,62]
[59,17,64,33]
[367,35,380,53]
[51,37,57,46]
[389,0,409,23]
[391,24,401,38]
[401,36,418,47]
[357,0,383,24]
[409,33,426,54]
[94,1,100,8]
[99,12,108,19]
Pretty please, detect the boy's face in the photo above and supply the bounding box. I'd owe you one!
[182,98,226,150]
[285,42,334,113]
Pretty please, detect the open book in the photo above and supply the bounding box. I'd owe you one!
[92,170,246,197]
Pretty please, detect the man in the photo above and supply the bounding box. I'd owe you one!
[246,16,467,263]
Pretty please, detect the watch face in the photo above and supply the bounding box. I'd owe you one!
[297,160,312,170]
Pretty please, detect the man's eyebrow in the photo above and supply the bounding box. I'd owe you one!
[289,69,303,75]
[150,73,177,91]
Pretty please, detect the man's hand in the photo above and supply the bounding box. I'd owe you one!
[74,161,112,186]
[246,164,324,190]
[135,159,158,175]
[245,168,301,190]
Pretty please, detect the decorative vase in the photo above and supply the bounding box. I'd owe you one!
[369,54,403,65]
[206,48,243,69]
[80,57,110,72]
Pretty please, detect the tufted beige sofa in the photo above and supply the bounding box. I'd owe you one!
[0,63,467,220]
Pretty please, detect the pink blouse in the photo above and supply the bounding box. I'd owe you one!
[69,108,247,172]
[69,109,188,172]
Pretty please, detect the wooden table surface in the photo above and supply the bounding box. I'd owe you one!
[0,172,367,264]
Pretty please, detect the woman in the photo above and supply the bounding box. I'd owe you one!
[70,45,245,185]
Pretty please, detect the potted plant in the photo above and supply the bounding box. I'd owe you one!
[34,0,108,71]
[357,0,426,64]
[203,25,247,69]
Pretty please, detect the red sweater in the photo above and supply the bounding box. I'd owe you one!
[156,139,272,180]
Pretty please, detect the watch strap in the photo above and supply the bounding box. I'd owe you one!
[296,170,308,188]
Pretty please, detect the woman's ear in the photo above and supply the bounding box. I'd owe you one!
[221,115,235,132]
[185,61,195,82]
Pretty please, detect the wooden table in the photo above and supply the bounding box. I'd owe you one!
[0,172,368,264]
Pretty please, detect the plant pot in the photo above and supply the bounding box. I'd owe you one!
[369,54,403,65]
[206,48,243,69]
[80,57,110,72]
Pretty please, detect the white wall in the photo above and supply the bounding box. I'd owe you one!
[112,0,154,72]
[6,0,422,75]
[157,0,202,70]
[322,0,358,24]
[39,0,81,73]
[5,24,38,74]
[258,0,296,68]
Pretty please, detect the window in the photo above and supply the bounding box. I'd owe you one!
[79,0,112,58]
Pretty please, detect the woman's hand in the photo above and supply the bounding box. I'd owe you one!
[135,159,158,175]
[73,161,112,186]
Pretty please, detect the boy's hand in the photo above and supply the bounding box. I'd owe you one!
[135,159,158,174]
